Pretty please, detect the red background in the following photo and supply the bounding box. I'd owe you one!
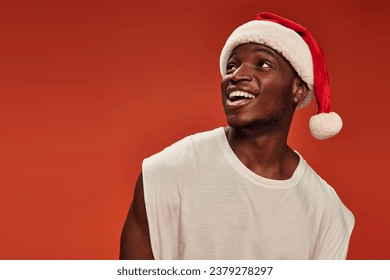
[1,0,389,259]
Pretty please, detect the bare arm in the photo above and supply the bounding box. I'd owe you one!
[120,172,154,259]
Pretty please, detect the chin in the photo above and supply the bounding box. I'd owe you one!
[227,114,281,132]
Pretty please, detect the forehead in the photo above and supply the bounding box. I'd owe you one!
[229,43,296,72]
[229,43,281,60]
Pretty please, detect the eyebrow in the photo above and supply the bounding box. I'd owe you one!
[254,47,278,58]
[229,46,278,60]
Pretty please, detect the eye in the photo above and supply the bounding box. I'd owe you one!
[226,63,237,74]
[257,61,271,68]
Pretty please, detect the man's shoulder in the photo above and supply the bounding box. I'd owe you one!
[301,162,339,199]
[300,160,353,220]
[143,127,223,170]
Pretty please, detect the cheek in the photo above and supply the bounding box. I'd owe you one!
[220,77,230,93]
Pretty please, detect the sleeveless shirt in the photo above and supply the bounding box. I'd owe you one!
[142,127,354,259]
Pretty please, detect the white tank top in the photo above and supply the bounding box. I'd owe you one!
[142,127,354,259]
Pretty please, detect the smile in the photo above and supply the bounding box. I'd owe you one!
[226,90,257,106]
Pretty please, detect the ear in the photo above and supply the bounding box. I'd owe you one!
[292,78,309,105]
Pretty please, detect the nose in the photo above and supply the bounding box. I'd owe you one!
[230,63,253,84]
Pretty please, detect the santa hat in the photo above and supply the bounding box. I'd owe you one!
[220,12,342,140]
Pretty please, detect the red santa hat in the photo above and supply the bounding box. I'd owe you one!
[220,12,342,140]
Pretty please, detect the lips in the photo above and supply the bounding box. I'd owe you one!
[226,90,258,107]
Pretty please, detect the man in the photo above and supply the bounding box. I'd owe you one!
[120,12,354,260]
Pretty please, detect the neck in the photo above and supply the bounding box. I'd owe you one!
[226,126,299,180]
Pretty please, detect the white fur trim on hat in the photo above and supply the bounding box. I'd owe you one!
[220,20,314,109]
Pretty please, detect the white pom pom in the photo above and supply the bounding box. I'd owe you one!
[309,112,343,140]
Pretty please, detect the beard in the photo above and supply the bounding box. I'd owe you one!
[227,113,281,134]
[224,99,296,135]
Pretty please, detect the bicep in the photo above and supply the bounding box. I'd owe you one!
[120,172,154,260]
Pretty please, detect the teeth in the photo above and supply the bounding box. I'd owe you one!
[228,91,256,99]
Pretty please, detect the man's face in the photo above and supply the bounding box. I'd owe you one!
[221,43,300,131]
